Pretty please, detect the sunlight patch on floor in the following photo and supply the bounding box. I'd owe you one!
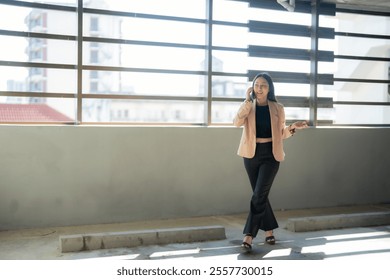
[305,231,390,241]
[263,248,292,258]
[80,253,140,260]
[301,237,390,258]
[150,248,200,258]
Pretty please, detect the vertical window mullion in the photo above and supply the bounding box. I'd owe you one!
[205,0,213,126]
[310,0,320,127]
[77,0,83,124]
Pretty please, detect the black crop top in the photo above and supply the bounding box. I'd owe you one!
[256,105,272,138]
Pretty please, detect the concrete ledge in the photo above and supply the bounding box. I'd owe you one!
[60,225,226,253]
[286,211,390,232]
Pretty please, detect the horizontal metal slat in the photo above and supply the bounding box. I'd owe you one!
[83,36,206,50]
[0,29,76,41]
[0,0,76,11]
[334,78,390,84]
[249,45,310,60]
[212,96,333,108]
[83,7,206,24]
[335,55,390,62]
[249,20,310,37]
[277,96,333,108]
[249,20,334,39]
[0,91,76,98]
[82,65,206,75]
[335,31,390,40]
[333,101,390,106]
[0,60,76,69]
[249,0,336,16]
[248,45,334,62]
[248,70,334,85]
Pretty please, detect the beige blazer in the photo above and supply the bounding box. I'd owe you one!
[233,100,293,161]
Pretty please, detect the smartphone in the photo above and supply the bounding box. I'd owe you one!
[250,91,255,101]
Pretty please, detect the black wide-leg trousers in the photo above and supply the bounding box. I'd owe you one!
[243,142,280,238]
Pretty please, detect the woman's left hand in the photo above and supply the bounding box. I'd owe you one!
[292,121,309,130]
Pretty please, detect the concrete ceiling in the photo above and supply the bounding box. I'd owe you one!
[328,0,390,11]
[299,0,390,12]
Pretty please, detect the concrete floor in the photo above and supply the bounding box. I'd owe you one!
[0,204,390,260]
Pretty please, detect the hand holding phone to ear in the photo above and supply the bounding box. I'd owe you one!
[246,87,253,101]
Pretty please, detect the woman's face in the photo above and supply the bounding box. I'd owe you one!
[253,77,269,100]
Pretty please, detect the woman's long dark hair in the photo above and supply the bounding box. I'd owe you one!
[252,72,277,102]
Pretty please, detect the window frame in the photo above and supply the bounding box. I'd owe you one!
[0,0,389,126]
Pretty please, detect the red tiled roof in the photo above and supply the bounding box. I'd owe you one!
[0,104,74,122]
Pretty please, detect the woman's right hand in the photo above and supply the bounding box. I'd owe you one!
[246,87,253,101]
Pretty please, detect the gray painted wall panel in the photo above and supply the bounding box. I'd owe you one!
[0,126,389,230]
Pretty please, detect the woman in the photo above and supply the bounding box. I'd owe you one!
[233,72,307,251]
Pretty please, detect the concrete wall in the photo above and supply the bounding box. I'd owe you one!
[0,126,389,230]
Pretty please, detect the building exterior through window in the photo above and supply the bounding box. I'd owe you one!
[0,0,389,125]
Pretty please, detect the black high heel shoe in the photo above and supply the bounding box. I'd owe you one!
[265,235,276,245]
[241,234,253,251]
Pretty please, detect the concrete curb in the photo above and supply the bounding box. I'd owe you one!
[286,211,390,232]
[59,225,226,253]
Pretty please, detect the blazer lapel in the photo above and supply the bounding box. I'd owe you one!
[268,101,280,140]
[248,100,256,132]
[268,101,279,123]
